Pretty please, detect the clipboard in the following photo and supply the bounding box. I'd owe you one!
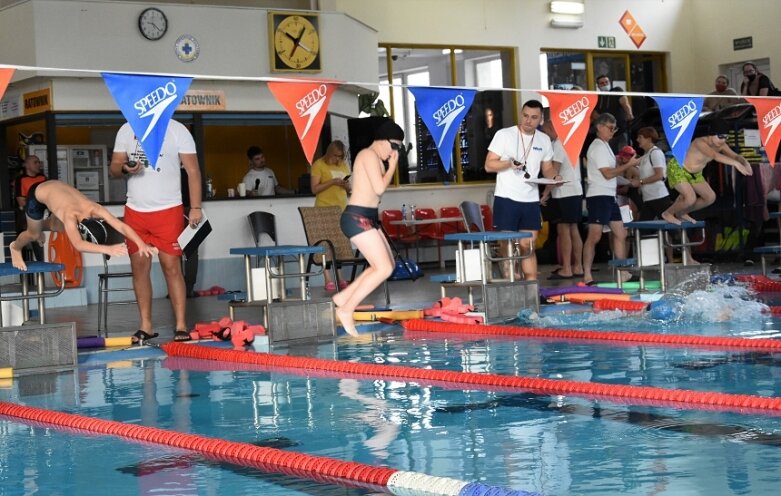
[178,209,212,257]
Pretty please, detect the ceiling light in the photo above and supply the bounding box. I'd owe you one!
[441,49,464,55]
[550,1,584,15]
[550,16,584,28]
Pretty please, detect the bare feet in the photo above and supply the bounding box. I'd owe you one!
[677,213,697,223]
[9,241,27,271]
[661,211,681,225]
[334,306,359,337]
[332,292,347,308]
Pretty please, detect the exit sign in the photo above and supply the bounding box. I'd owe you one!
[598,36,616,49]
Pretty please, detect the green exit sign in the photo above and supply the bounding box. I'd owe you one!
[598,36,616,49]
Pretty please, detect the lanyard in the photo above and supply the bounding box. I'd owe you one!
[517,129,535,165]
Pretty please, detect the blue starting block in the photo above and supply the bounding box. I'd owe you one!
[0,262,66,326]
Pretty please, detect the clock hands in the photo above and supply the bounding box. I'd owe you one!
[281,26,315,58]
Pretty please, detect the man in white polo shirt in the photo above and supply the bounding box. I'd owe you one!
[485,99,558,281]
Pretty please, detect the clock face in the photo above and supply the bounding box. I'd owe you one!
[271,13,321,71]
[139,7,168,41]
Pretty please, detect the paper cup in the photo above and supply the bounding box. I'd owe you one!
[227,188,235,198]
[237,183,247,197]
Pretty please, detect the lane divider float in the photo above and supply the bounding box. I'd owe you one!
[0,401,537,496]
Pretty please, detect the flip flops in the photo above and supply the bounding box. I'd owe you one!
[174,330,192,342]
[548,272,574,280]
[131,330,158,345]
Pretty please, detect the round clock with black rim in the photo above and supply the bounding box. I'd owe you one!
[138,7,168,41]
[269,12,321,72]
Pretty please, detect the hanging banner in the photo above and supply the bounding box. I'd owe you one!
[539,91,597,167]
[408,86,476,173]
[746,97,781,168]
[267,80,339,164]
[102,73,192,170]
[653,95,703,167]
[0,68,15,102]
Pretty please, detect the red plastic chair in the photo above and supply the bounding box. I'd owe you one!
[414,208,445,266]
[380,209,418,257]
[439,206,465,235]
[480,204,493,231]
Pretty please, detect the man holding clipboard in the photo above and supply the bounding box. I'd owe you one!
[110,120,203,343]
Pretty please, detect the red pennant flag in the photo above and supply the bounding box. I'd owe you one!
[0,68,15,102]
[540,91,598,167]
[746,97,781,167]
[267,80,340,164]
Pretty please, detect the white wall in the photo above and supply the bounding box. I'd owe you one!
[0,0,379,111]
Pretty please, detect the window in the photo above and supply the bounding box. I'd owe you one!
[380,44,516,185]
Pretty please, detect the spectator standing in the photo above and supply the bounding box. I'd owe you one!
[242,146,293,196]
[110,119,203,343]
[740,62,779,96]
[582,113,639,285]
[593,74,634,152]
[485,99,558,281]
[14,155,47,264]
[703,75,742,111]
[540,120,584,279]
[629,127,672,220]
[311,140,351,292]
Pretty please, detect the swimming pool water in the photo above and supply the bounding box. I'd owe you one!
[3,306,781,495]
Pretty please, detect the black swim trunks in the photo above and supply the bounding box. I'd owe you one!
[340,205,379,239]
[25,181,48,221]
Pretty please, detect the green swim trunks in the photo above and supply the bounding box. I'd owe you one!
[667,157,705,189]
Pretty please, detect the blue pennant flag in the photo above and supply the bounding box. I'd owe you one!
[408,86,476,173]
[102,73,192,170]
[652,96,703,167]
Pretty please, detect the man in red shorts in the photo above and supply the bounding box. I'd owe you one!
[110,120,202,343]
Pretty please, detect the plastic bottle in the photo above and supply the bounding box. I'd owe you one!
[206,177,213,198]
[401,204,408,220]
[410,203,416,219]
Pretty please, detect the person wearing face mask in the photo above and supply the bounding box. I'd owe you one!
[592,75,634,153]
[740,62,779,96]
[703,75,743,112]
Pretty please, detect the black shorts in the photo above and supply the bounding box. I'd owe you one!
[586,195,622,225]
[25,181,48,221]
[639,196,673,221]
[340,205,379,239]
[552,195,583,224]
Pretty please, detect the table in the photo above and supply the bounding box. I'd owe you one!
[624,220,706,291]
[390,216,464,268]
[0,262,66,326]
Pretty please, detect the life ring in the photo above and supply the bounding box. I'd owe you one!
[47,231,83,288]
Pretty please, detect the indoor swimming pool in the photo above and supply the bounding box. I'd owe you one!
[2,283,781,495]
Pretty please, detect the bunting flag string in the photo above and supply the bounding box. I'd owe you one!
[102,73,192,170]
[267,80,340,164]
[539,91,597,168]
[408,87,476,173]
[652,96,703,167]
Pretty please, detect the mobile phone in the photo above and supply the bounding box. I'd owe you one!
[343,174,351,181]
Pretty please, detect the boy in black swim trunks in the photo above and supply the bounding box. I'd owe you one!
[10,180,157,271]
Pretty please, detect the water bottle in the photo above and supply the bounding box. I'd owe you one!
[410,204,416,219]
[401,204,408,220]
[206,177,213,198]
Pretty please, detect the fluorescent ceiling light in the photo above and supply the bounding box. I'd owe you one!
[441,49,464,55]
[550,16,584,28]
[550,1,584,15]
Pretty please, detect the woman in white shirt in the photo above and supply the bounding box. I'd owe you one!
[630,127,672,220]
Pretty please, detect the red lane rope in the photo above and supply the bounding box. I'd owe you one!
[401,320,781,351]
[736,274,781,292]
[0,401,394,490]
[162,343,781,415]
[769,306,781,315]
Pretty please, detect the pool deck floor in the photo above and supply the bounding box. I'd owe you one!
[37,260,762,341]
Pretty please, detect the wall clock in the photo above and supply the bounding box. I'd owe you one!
[138,7,168,41]
[269,12,321,72]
